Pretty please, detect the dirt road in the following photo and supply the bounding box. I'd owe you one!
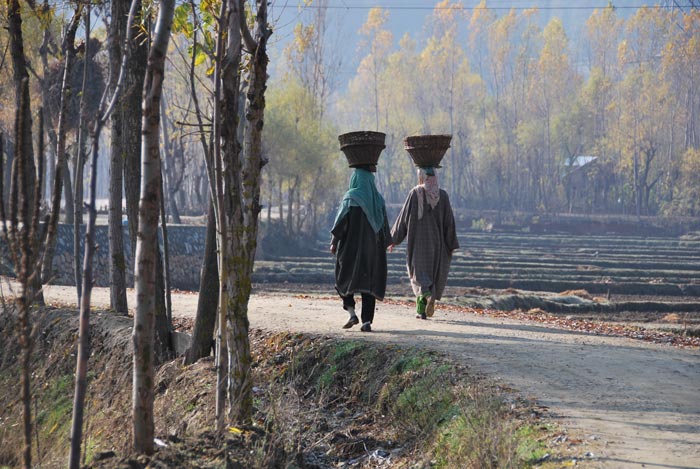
[28,283,700,469]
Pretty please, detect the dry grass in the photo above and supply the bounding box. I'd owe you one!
[559,289,594,300]
[0,308,573,468]
[663,313,682,323]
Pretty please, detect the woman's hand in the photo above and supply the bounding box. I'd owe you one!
[330,243,337,255]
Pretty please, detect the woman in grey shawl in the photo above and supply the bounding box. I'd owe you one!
[391,167,459,319]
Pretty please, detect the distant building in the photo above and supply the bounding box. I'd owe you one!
[564,155,601,213]
[565,156,598,168]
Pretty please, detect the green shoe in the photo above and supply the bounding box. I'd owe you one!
[416,295,428,315]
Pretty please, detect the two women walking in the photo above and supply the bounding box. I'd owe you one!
[331,132,458,330]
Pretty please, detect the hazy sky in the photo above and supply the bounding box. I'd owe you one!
[266,0,648,87]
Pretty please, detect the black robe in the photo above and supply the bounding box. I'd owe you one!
[331,206,392,300]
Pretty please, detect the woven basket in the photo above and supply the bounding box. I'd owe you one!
[339,131,386,167]
[403,134,452,168]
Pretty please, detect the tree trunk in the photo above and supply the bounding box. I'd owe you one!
[68,91,104,469]
[66,5,113,466]
[30,124,46,307]
[41,143,57,282]
[184,6,219,367]
[286,181,294,235]
[184,200,218,365]
[2,137,12,216]
[160,98,183,225]
[175,188,185,219]
[63,159,75,225]
[107,0,131,313]
[212,0,233,432]
[45,139,55,205]
[154,242,172,361]
[72,135,86,301]
[66,0,141,463]
[193,166,205,209]
[266,179,272,225]
[278,177,283,227]
[132,0,174,455]
[166,177,182,223]
[124,0,149,262]
[157,169,173,358]
[226,0,270,424]
[9,1,43,308]
[108,149,128,310]
[8,2,37,465]
[72,11,92,304]
[8,4,36,219]
[41,5,81,285]
[169,183,182,223]
[295,184,303,234]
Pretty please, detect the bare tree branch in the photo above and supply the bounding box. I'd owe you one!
[98,0,140,126]
[239,0,256,52]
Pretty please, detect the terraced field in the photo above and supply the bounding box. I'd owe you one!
[255,231,700,297]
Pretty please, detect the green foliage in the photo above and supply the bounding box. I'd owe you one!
[375,354,457,438]
[331,340,363,362]
[309,341,364,393]
[172,4,193,38]
[266,78,332,177]
[515,425,550,464]
[82,436,100,465]
[284,338,553,466]
[264,74,341,235]
[171,0,217,65]
[390,353,432,374]
[390,366,457,436]
[318,365,337,390]
[432,388,521,469]
[35,375,73,438]
[667,148,700,216]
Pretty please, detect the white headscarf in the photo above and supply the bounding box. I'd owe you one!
[415,167,440,219]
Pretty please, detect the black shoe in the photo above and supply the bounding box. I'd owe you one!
[342,316,359,329]
[360,322,372,332]
[416,313,427,320]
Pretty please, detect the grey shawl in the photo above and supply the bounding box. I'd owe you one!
[391,187,459,299]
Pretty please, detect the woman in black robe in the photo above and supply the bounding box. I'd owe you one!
[330,165,392,332]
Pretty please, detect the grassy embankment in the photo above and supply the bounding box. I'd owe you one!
[0,307,580,468]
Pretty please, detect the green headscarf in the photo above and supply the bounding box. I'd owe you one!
[332,168,386,233]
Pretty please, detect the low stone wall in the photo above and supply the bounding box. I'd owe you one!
[1,224,206,290]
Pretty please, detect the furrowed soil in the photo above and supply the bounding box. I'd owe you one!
[4,280,700,468]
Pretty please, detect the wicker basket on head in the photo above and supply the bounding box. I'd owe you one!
[339,131,386,167]
[403,134,452,168]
